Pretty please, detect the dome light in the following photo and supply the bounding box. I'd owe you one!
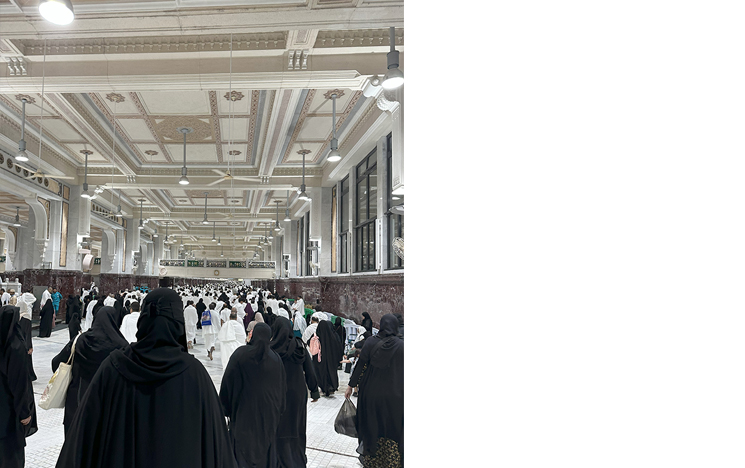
[39,0,75,26]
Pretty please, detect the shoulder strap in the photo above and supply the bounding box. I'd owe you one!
[66,332,82,366]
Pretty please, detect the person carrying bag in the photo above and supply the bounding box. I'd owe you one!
[39,333,81,410]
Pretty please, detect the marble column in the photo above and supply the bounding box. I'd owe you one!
[24,197,48,269]
[1,227,16,271]
[101,229,117,273]
[65,185,89,272]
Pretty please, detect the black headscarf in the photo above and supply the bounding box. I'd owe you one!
[244,322,272,363]
[361,312,373,339]
[111,288,193,383]
[369,314,403,368]
[334,317,346,344]
[75,306,129,380]
[0,305,22,361]
[270,317,305,363]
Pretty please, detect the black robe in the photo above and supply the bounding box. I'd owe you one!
[65,296,76,324]
[312,320,344,396]
[68,312,81,341]
[17,317,36,381]
[55,288,237,468]
[52,306,128,433]
[220,323,286,468]
[270,317,320,468]
[38,300,55,338]
[361,313,373,339]
[0,306,37,468]
[349,315,404,467]
[196,299,206,330]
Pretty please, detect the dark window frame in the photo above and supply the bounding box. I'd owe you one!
[355,149,378,272]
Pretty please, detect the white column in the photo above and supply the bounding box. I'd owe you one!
[24,197,48,268]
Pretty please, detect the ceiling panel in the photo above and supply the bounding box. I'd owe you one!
[118,119,156,142]
[217,90,253,115]
[40,119,82,142]
[165,143,217,162]
[296,115,331,141]
[139,91,211,115]
[219,117,250,142]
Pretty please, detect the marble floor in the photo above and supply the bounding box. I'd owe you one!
[25,326,362,468]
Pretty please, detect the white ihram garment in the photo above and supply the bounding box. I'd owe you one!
[217,320,246,370]
[119,312,140,343]
[201,309,220,350]
[184,305,198,344]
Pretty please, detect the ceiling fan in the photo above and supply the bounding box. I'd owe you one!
[206,169,263,186]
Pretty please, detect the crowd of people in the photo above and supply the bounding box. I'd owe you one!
[0,282,404,468]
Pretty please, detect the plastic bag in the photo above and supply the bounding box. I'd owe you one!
[334,397,357,438]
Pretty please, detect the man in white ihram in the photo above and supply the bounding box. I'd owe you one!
[217,310,246,370]
[183,300,198,349]
[119,301,140,343]
[103,292,116,307]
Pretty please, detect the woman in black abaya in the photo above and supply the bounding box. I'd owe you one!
[346,314,404,468]
[0,305,37,468]
[220,323,286,468]
[52,306,128,434]
[55,288,236,468]
[270,317,320,467]
[313,320,344,397]
[38,299,55,338]
[65,295,76,324]
[334,317,346,345]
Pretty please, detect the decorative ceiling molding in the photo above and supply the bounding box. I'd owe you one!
[0,70,369,94]
[314,28,403,48]
[209,91,225,164]
[279,89,316,164]
[13,33,289,56]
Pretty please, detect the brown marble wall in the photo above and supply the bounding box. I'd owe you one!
[21,269,91,321]
[99,274,159,294]
[253,274,404,327]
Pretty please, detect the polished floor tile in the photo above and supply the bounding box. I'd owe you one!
[25,327,362,467]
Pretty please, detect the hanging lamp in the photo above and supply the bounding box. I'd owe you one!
[274,200,282,231]
[284,191,291,221]
[13,207,21,227]
[212,221,217,242]
[15,98,29,162]
[81,150,92,198]
[202,192,209,224]
[327,93,342,162]
[178,127,192,185]
[382,26,404,90]
[138,199,144,230]
[298,150,310,201]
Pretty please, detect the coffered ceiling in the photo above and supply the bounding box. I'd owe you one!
[0,0,403,255]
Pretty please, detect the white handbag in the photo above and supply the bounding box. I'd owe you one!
[39,332,81,410]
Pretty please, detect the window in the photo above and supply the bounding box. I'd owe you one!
[339,176,349,273]
[387,133,404,269]
[331,185,337,273]
[355,149,377,272]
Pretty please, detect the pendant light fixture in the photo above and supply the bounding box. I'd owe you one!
[15,98,29,162]
[38,0,75,25]
[138,199,144,230]
[164,223,169,243]
[218,236,221,246]
[202,192,209,224]
[114,190,123,217]
[212,221,217,242]
[13,207,21,227]
[178,127,192,185]
[327,93,342,162]
[298,150,311,201]
[274,200,281,231]
[284,191,291,221]
[81,150,92,198]
[153,227,158,238]
[382,26,404,90]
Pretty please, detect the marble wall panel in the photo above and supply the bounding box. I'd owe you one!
[254,274,403,327]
